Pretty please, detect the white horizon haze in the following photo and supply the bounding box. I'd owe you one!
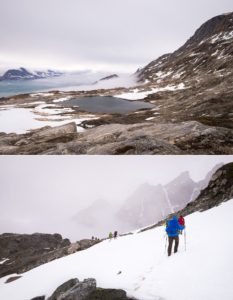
[0,0,233,73]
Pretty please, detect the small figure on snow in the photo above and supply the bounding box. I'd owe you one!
[166,216,184,256]
[109,232,113,240]
[114,231,118,239]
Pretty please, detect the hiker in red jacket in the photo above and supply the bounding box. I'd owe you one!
[178,215,185,234]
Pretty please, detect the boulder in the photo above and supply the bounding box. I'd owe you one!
[47,278,96,300]
[47,278,136,300]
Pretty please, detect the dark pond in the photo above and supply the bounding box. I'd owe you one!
[62,96,154,114]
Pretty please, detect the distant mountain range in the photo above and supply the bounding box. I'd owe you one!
[0,67,63,81]
[73,164,223,234]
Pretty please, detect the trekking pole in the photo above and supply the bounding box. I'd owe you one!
[184,229,186,251]
[164,234,168,254]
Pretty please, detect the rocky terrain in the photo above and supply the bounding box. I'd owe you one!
[0,67,63,81]
[30,278,135,300]
[0,12,232,154]
[0,119,232,154]
[0,233,100,279]
[141,162,233,232]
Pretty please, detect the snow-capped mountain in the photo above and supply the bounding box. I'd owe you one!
[117,171,202,230]
[73,165,222,236]
[0,67,63,81]
[142,162,233,232]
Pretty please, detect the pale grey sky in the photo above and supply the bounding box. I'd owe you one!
[0,0,232,72]
[0,155,232,240]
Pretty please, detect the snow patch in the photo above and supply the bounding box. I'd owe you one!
[115,83,186,101]
[0,258,9,265]
[53,96,72,103]
[0,107,98,134]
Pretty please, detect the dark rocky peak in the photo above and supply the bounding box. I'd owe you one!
[99,74,119,81]
[1,67,32,80]
[0,67,63,81]
[182,12,233,48]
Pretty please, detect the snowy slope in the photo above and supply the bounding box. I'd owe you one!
[1,200,233,300]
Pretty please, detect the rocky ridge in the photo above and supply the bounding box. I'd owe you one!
[0,233,100,279]
[135,12,233,130]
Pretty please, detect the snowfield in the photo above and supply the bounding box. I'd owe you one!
[115,83,185,100]
[0,199,233,300]
[0,107,98,134]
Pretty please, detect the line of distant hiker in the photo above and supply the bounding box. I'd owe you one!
[109,231,118,240]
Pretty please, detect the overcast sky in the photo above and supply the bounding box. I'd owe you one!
[0,0,232,72]
[0,155,233,240]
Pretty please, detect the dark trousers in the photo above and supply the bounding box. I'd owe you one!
[168,236,179,256]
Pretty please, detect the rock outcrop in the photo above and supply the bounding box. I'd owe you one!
[0,120,232,154]
[34,278,136,300]
[0,122,77,155]
[0,234,100,279]
[0,233,70,259]
[0,233,70,278]
[47,278,96,300]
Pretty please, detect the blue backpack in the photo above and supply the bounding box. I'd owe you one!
[166,216,184,237]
